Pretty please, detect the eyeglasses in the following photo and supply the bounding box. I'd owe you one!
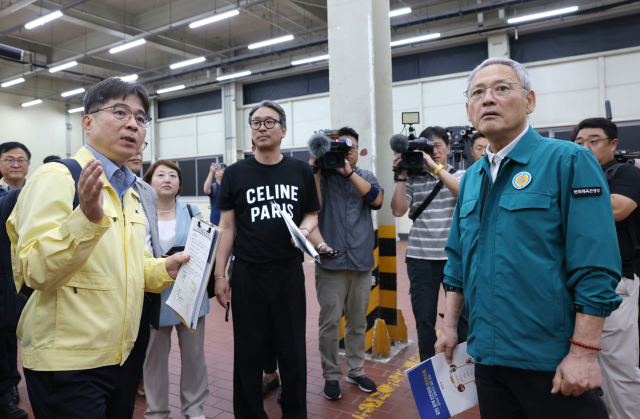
[0,158,29,166]
[575,138,609,148]
[139,141,149,151]
[464,83,526,103]
[90,105,152,128]
[349,146,359,153]
[249,119,280,130]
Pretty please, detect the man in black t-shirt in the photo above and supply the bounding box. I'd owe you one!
[214,100,320,419]
[575,118,640,419]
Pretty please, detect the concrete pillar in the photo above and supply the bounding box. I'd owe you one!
[147,99,159,163]
[328,0,401,356]
[488,31,510,58]
[221,81,239,164]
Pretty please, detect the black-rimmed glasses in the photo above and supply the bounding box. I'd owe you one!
[0,158,29,166]
[249,119,280,130]
[575,138,609,148]
[464,83,526,103]
[90,105,152,128]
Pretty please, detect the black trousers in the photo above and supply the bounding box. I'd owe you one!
[475,364,608,419]
[232,258,307,419]
[24,355,133,419]
[111,294,152,419]
[0,332,21,405]
[263,327,278,375]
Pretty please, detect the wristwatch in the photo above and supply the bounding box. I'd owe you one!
[317,242,328,251]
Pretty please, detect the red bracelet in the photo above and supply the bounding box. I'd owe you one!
[569,339,602,351]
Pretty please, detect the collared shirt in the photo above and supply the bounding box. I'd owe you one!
[444,126,621,371]
[406,165,465,260]
[485,124,529,182]
[85,144,137,206]
[2,179,12,192]
[317,167,384,272]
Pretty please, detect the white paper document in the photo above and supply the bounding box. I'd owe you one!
[270,200,320,263]
[166,218,222,331]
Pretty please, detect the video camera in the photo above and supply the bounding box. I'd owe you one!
[390,112,435,177]
[308,129,353,171]
[446,126,474,170]
[606,100,639,166]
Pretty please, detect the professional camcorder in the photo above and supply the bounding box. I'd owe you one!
[390,112,434,176]
[606,100,639,166]
[446,126,474,170]
[308,129,353,171]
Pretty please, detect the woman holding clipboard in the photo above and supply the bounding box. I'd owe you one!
[142,160,209,419]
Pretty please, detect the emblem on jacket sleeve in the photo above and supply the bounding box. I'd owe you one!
[512,172,532,190]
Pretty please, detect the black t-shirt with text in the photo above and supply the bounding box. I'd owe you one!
[604,160,640,277]
[216,155,320,264]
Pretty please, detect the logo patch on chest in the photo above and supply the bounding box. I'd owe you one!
[512,172,532,190]
[572,187,602,197]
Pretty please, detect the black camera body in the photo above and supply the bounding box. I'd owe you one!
[309,130,353,171]
[614,150,639,165]
[400,136,435,170]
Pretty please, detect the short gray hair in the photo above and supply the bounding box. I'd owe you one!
[248,100,287,127]
[466,57,532,94]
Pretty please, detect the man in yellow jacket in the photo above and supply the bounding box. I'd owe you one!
[7,77,188,418]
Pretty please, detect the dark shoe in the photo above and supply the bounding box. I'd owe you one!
[277,387,282,405]
[0,402,28,419]
[346,375,377,393]
[262,373,280,397]
[10,385,19,404]
[324,380,341,400]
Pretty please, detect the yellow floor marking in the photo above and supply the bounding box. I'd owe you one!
[351,350,420,418]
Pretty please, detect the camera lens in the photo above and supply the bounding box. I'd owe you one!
[407,154,420,166]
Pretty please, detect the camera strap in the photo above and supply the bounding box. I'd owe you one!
[410,180,444,221]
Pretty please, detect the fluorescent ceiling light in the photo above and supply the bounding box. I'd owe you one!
[170,57,206,69]
[22,99,42,107]
[390,7,411,17]
[1,77,25,88]
[120,74,139,82]
[390,33,441,47]
[217,70,251,81]
[25,11,63,29]
[248,35,294,50]
[49,61,77,73]
[157,85,185,94]
[190,9,239,28]
[61,88,85,97]
[109,39,146,54]
[508,6,578,24]
[292,54,330,66]
[68,107,84,113]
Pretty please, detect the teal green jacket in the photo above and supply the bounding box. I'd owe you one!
[444,127,622,371]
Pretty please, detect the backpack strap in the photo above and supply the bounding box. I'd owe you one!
[410,180,444,221]
[187,203,194,219]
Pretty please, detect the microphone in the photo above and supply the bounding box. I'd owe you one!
[390,134,409,154]
[308,133,331,159]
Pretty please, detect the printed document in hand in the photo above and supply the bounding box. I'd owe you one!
[270,200,320,263]
[166,217,222,333]
[405,342,478,419]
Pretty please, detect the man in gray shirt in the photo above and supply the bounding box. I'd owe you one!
[390,126,468,362]
[308,127,384,401]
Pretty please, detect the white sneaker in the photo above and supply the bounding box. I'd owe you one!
[188,416,206,419]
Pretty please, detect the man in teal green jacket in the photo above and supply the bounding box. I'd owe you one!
[436,57,622,419]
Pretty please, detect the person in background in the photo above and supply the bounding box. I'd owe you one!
[142,160,209,419]
[469,132,489,162]
[42,155,61,164]
[203,162,226,226]
[0,141,31,419]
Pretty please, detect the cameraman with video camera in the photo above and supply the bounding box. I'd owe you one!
[307,127,383,401]
[390,126,468,362]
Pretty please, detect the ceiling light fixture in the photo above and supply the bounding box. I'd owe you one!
[217,70,251,81]
[507,6,578,24]
[390,7,411,17]
[248,35,294,50]
[157,85,186,94]
[25,11,63,29]
[292,54,330,66]
[61,88,85,97]
[109,39,146,54]
[120,74,139,82]
[1,77,25,88]
[22,99,42,107]
[68,107,84,113]
[390,33,441,47]
[170,57,206,69]
[190,9,240,28]
[49,61,77,73]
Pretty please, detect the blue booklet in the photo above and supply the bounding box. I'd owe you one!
[405,342,478,419]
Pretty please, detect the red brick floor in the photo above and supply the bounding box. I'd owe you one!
[15,241,480,419]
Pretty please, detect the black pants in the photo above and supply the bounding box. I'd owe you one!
[406,258,469,361]
[232,258,307,419]
[111,294,152,419]
[263,327,278,375]
[0,332,21,405]
[24,355,133,419]
[475,364,608,419]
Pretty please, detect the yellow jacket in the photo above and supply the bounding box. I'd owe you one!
[7,147,173,371]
